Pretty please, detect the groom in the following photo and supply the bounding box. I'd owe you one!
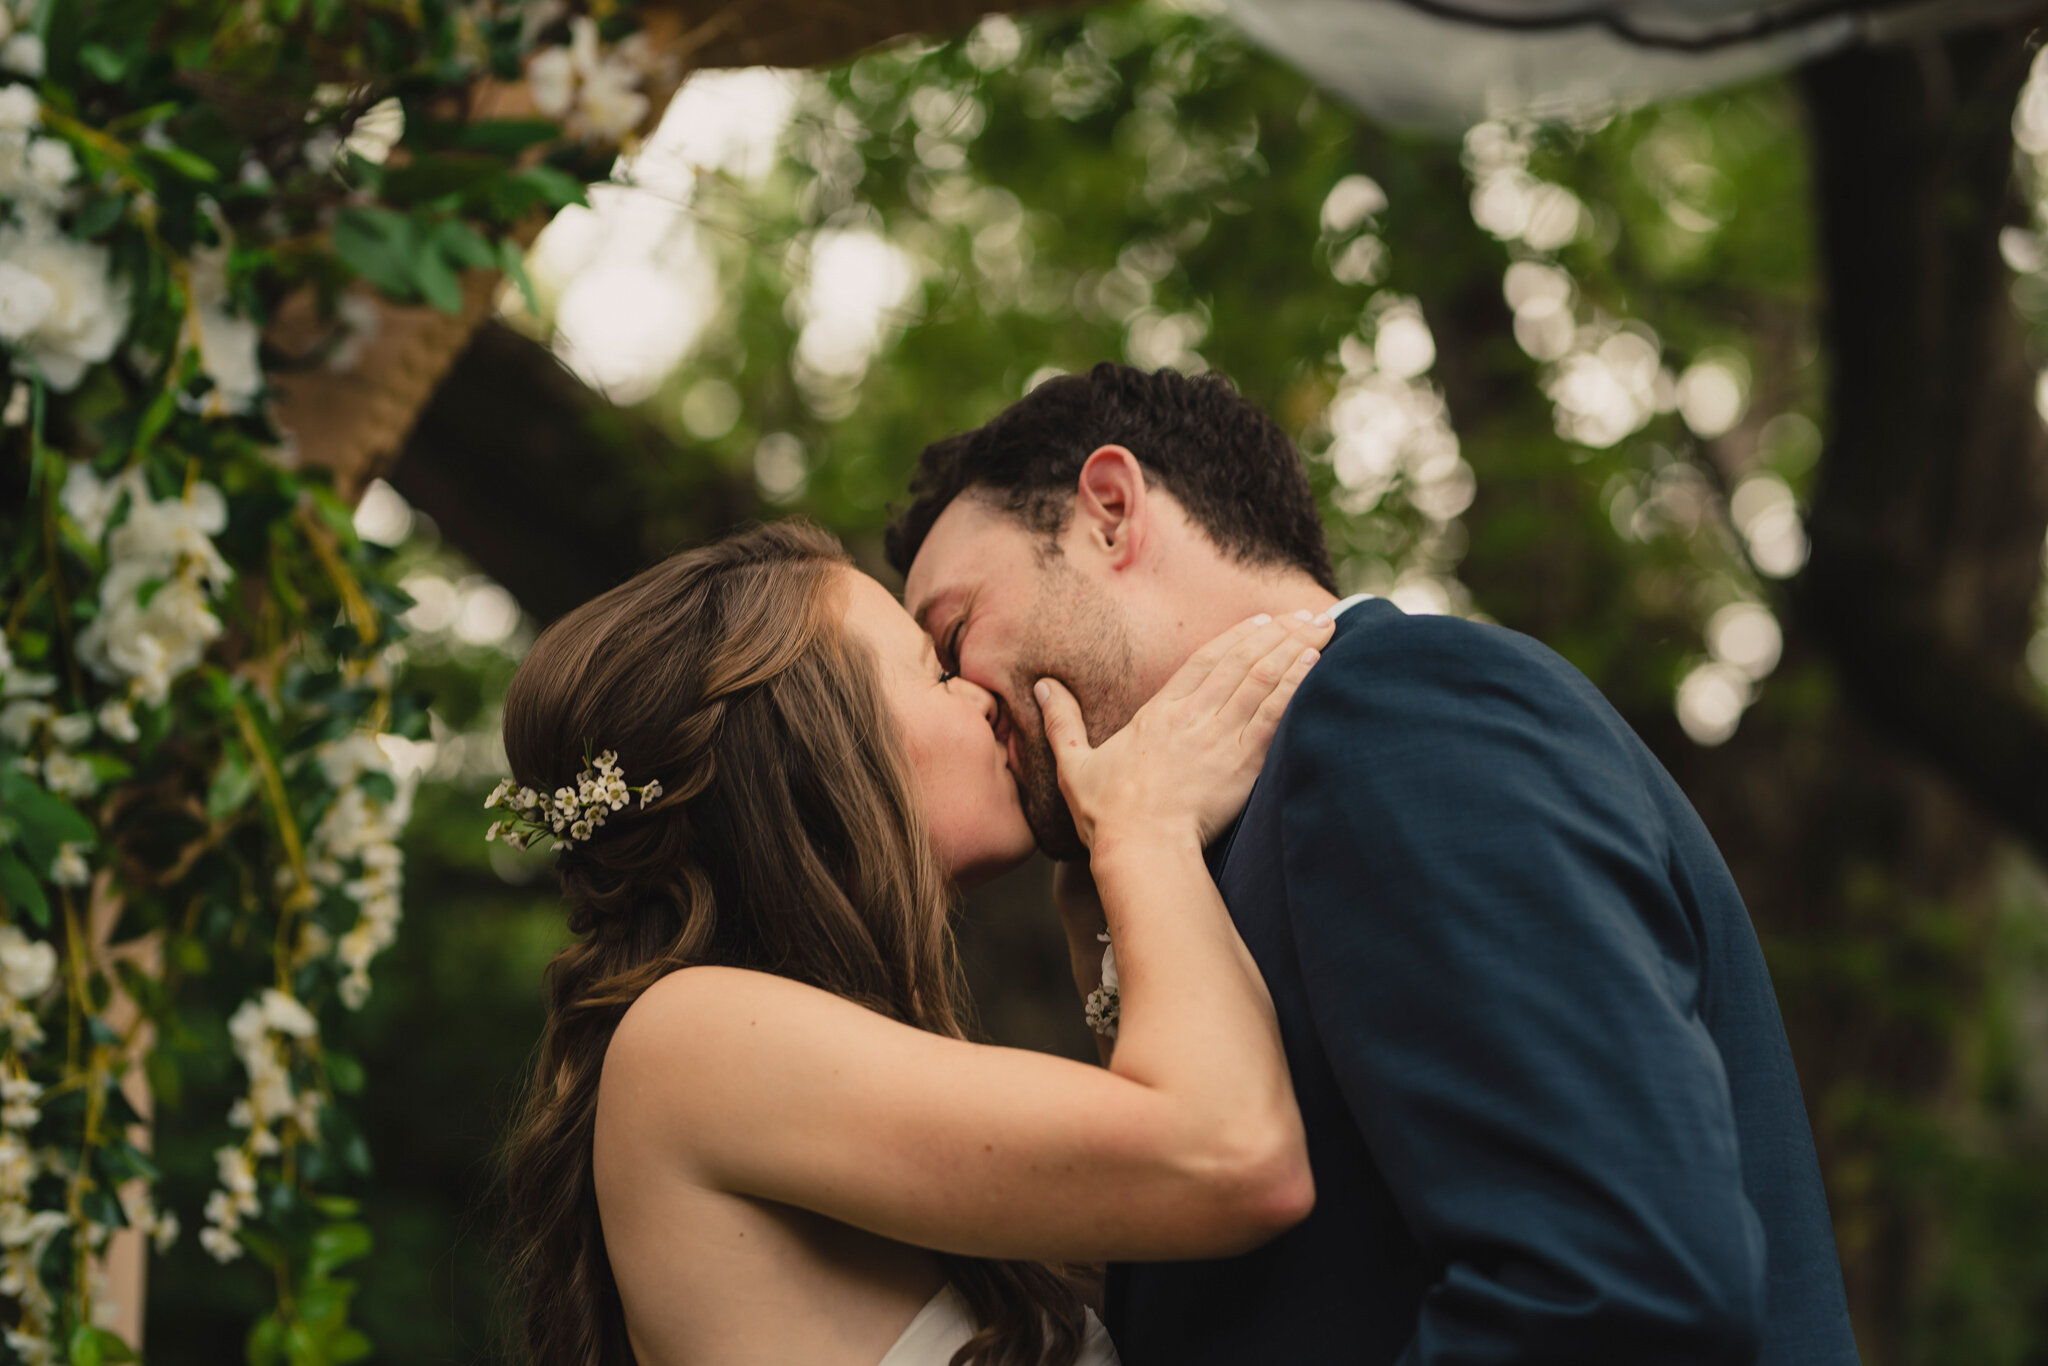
[889,363,1860,1365]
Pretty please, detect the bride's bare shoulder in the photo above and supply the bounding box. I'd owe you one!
[598,966,910,1161]
[606,966,859,1078]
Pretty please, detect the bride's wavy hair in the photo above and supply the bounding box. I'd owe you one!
[499,520,1092,1366]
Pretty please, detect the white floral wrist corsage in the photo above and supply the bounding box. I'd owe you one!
[1083,932,1120,1039]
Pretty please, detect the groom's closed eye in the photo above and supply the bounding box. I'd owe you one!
[916,595,987,696]
[919,603,965,675]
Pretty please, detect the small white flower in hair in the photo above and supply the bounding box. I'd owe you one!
[485,749,665,852]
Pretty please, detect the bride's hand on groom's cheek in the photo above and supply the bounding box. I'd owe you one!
[1035,610,1333,853]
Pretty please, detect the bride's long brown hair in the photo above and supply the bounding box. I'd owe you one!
[499,521,1091,1366]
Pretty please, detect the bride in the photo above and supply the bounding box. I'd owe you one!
[498,520,1332,1366]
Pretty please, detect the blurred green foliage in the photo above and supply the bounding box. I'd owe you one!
[145,4,2048,1361]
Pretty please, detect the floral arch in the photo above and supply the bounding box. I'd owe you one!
[0,1,1007,1359]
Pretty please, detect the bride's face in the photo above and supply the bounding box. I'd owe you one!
[838,568,1036,888]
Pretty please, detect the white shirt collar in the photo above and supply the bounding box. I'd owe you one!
[1325,592,1377,620]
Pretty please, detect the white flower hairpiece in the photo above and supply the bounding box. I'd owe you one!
[1084,932,1119,1039]
[483,748,663,852]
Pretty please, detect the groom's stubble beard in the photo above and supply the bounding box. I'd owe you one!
[1004,565,1141,862]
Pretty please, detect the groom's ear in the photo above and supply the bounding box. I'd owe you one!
[1073,446,1148,572]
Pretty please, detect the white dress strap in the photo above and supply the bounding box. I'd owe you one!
[876,1285,978,1366]
[876,1284,1121,1366]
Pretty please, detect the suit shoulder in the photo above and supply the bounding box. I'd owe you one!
[1275,604,1651,811]
[1298,602,1596,718]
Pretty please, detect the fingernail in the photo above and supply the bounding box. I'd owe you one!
[1293,609,1314,621]
[1250,613,1272,626]
[1034,680,1050,702]
[1313,609,1334,626]
[1300,648,1320,664]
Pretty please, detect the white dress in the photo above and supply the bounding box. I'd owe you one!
[876,1285,1121,1366]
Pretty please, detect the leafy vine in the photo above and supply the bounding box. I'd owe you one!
[0,1,665,1358]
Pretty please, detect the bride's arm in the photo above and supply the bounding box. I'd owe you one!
[597,613,1327,1264]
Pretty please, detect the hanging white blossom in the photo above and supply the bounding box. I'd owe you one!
[59,459,124,545]
[527,17,659,142]
[94,697,137,743]
[38,751,93,798]
[307,734,413,1008]
[0,82,34,133]
[0,134,77,206]
[0,0,43,79]
[75,473,234,705]
[0,698,48,748]
[0,217,132,390]
[46,842,88,888]
[186,242,264,416]
[202,989,325,1262]
[46,713,90,748]
[0,927,54,1005]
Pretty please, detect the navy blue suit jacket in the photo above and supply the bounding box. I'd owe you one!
[1104,600,1859,1365]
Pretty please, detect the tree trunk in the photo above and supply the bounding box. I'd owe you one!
[389,322,759,624]
[1797,20,2048,867]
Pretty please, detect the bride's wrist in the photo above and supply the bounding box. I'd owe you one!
[1087,820,1203,872]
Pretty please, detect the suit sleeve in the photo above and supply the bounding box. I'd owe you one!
[1278,616,1768,1365]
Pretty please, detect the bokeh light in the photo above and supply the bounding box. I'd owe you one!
[754,432,809,503]
[1676,660,1753,746]
[523,68,803,402]
[1677,353,1748,438]
[1707,601,1783,680]
[679,378,742,440]
[352,478,414,547]
[793,226,923,385]
[1731,472,1808,578]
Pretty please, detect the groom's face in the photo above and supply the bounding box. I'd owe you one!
[904,496,1141,861]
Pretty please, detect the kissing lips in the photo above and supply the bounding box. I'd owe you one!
[999,717,1020,778]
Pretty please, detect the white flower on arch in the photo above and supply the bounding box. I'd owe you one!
[0,218,130,391]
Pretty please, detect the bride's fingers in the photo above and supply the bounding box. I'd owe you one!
[1218,621,1332,726]
[1240,641,1322,749]
[1189,613,1332,715]
[1185,616,1306,707]
[1157,612,1276,701]
[1034,677,1092,768]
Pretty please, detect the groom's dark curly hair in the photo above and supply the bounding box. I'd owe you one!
[885,362,1338,592]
